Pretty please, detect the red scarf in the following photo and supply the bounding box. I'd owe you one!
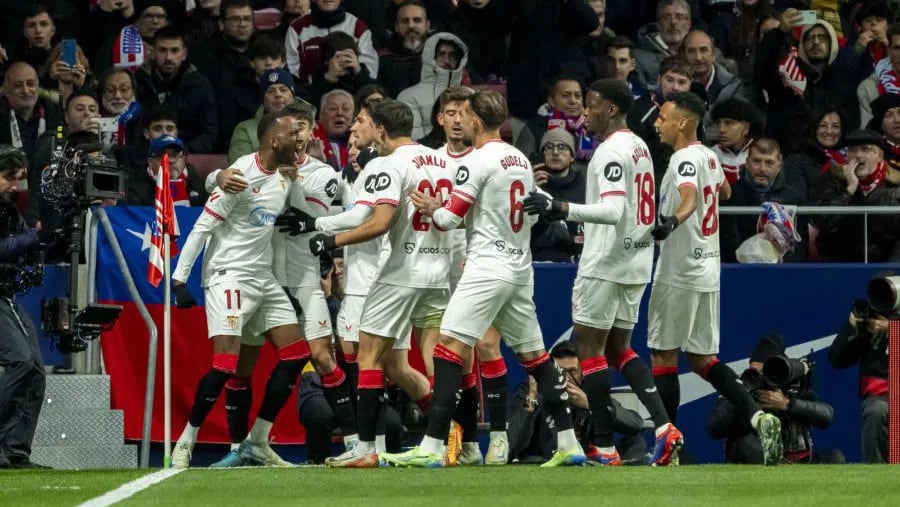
[546,107,596,161]
[859,161,887,195]
[170,169,190,207]
[869,41,886,68]
[820,147,847,175]
[874,57,900,95]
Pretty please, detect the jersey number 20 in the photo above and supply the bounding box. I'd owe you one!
[702,184,721,237]
[412,179,453,231]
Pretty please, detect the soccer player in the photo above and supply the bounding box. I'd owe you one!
[648,91,783,465]
[382,89,586,468]
[294,99,455,468]
[170,109,312,468]
[522,79,683,466]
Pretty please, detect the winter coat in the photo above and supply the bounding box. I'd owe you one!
[377,36,426,98]
[531,168,586,263]
[227,99,313,163]
[701,63,752,144]
[397,32,469,141]
[632,23,675,86]
[783,142,835,204]
[135,62,219,154]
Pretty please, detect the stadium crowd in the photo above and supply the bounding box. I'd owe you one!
[0,0,895,469]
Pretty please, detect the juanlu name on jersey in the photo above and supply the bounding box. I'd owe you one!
[411,153,447,169]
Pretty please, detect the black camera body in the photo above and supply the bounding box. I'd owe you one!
[742,354,814,399]
[41,140,128,212]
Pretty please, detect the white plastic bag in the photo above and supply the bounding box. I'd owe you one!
[736,233,781,264]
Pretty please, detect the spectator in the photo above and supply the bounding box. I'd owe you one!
[230,68,309,162]
[868,94,900,179]
[135,27,219,154]
[398,33,468,140]
[708,0,776,80]
[80,0,137,60]
[707,334,841,464]
[720,138,807,263]
[10,5,56,73]
[126,134,206,206]
[626,56,693,181]
[755,9,865,153]
[681,30,750,119]
[709,97,762,183]
[856,14,899,128]
[117,105,179,185]
[531,128,585,263]
[813,129,900,262]
[378,0,431,98]
[40,41,95,110]
[518,76,594,163]
[98,67,143,149]
[603,36,648,100]
[185,0,222,46]
[354,83,387,109]
[305,31,376,108]
[248,33,289,77]
[273,0,312,41]
[310,89,353,170]
[633,0,692,86]
[93,0,178,77]
[285,0,379,87]
[844,1,894,95]
[450,0,512,84]
[584,0,616,68]
[0,62,64,168]
[193,0,259,152]
[783,106,848,204]
[829,278,892,463]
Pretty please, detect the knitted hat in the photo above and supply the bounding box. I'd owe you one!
[868,93,900,131]
[259,68,296,97]
[750,334,785,363]
[540,127,576,153]
[711,97,764,135]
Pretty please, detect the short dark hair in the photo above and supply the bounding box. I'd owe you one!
[667,91,707,122]
[396,0,427,16]
[354,84,388,113]
[322,31,358,63]
[550,340,578,360]
[284,101,317,127]
[65,91,98,112]
[749,138,782,157]
[152,26,186,47]
[438,86,474,112]
[249,33,285,60]
[605,35,634,55]
[589,79,633,116]
[142,105,179,130]
[470,89,508,130]
[369,99,414,138]
[0,147,27,176]
[549,75,582,97]
[659,56,692,80]
[220,0,253,17]
[257,109,296,143]
[24,4,53,21]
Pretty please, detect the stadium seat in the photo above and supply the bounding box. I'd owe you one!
[189,154,229,180]
[254,9,283,30]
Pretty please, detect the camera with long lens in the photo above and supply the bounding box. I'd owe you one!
[741,354,814,398]
[848,275,900,332]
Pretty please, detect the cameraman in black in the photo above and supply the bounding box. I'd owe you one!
[829,284,892,464]
[0,148,51,469]
[707,334,842,464]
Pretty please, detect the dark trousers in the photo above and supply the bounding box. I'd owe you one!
[861,395,889,464]
[0,298,46,461]
[726,433,845,464]
[299,394,404,463]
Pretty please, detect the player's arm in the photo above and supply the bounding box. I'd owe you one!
[316,202,375,232]
[173,189,239,284]
[415,164,484,230]
[718,177,732,201]
[334,203,396,246]
[204,168,248,194]
[652,158,698,240]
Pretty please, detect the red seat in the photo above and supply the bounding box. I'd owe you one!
[254,8,283,30]
[188,154,229,180]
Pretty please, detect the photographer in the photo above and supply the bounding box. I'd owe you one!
[707,334,842,465]
[829,284,891,463]
[0,148,49,469]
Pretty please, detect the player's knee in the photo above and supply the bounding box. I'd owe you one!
[651,349,679,366]
[608,347,638,371]
[687,353,717,376]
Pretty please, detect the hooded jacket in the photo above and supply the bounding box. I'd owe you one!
[632,22,675,87]
[397,32,469,140]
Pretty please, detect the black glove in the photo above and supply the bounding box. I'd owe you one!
[309,233,337,256]
[651,214,679,240]
[522,191,566,221]
[275,206,317,236]
[173,282,197,309]
[283,286,302,315]
[319,252,334,279]
[357,145,378,168]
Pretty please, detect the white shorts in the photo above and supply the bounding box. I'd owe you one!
[288,286,333,341]
[572,276,646,331]
[337,294,365,343]
[448,231,467,292]
[441,272,544,354]
[647,282,720,355]
[204,277,298,345]
[359,283,449,349]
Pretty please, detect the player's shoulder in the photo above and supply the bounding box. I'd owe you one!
[477,140,530,171]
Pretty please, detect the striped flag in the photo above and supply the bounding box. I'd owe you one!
[113,25,145,69]
[148,153,181,287]
[777,47,806,97]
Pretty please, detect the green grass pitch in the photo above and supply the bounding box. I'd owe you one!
[2,465,899,507]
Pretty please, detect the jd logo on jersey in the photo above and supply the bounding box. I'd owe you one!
[364,172,392,192]
[604,162,623,182]
[325,179,338,198]
[678,161,696,177]
[456,166,470,185]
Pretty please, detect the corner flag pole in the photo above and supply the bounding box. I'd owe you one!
[163,230,172,468]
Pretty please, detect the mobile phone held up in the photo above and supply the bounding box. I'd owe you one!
[61,38,77,67]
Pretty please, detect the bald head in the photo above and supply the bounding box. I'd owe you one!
[3,62,40,117]
[682,30,715,81]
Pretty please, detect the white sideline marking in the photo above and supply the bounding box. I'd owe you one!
[76,469,185,507]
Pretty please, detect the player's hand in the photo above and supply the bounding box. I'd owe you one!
[651,214,679,240]
[319,252,334,280]
[217,168,249,194]
[283,286,303,315]
[309,233,337,256]
[173,281,197,309]
[522,191,567,220]
[356,145,378,168]
[307,138,326,162]
[409,190,442,216]
[275,206,317,235]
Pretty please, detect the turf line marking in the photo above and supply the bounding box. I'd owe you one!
[76,469,185,507]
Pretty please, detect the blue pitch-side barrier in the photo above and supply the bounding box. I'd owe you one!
[17,211,893,462]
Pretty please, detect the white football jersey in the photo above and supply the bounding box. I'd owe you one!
[653,142,725,292]
[371,143,455,288]
[341,158,390,296]
[578,130,656,284]
[174,153,289,287]
[450,140,537,285]
[272,156,340,288]
[438,144,476,269]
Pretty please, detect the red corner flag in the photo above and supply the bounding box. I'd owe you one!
[148,153,181,287]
